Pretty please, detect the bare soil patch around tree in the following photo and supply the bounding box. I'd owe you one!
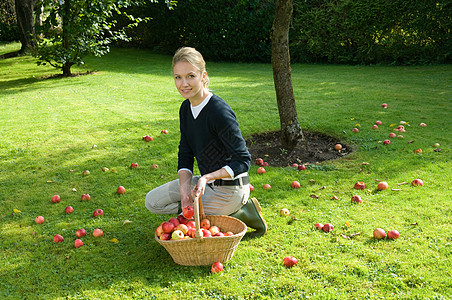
[246,130,352,167]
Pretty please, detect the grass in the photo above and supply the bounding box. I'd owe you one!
[1,40,451,299]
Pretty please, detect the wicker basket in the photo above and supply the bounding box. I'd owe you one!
[155,196,247,266]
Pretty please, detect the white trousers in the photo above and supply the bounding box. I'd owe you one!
[145,176,250,216]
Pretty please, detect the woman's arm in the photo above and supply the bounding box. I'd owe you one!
[192,167,232,198]
[179,169,194,209]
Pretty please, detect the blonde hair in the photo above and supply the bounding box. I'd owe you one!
[172,47,210,88]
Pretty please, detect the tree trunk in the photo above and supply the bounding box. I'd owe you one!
[62,0,72,76]
[271,0,303,151]
[15,0,36,53]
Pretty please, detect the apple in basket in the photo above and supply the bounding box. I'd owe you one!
[177,214,189,225]
[161,221,175,234]
[186,227,196,238]
[168,217,180,228]
[175,224,189,235]
[209,226,220,235]
[202,229,212,237]
[155,225,164,238]
[224,232,234,236]
[171,230,184,240]
[182,206,195,219]
[186,221,195,229]
[200,218,211,230]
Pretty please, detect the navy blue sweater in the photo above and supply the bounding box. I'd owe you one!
[178,94,251,176]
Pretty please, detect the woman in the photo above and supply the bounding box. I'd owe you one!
[145,47,267,237]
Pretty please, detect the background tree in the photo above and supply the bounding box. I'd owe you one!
[15,0,37,53]
[35,0,176,76]
[271,0,303,151]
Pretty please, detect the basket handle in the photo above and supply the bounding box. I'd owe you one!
[193,196,206,239]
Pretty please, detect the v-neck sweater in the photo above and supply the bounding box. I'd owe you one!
[178,94,251,177]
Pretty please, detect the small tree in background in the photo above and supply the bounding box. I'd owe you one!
[35,0,176,76]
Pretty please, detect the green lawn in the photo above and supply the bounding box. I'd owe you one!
[1,41,451,299]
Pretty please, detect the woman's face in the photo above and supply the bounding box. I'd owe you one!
[173,61,207,103]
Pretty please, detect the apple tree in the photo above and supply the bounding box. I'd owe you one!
[35,0,176,76]
[271,0,303,151]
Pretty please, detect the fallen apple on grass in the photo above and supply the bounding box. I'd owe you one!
[35,216,45,224]
[351,195,363,203]
[116,186,126,194]
[76,228,87,238]
[291,181,301,189]
[249,183,255,191]
[387,230,400,240]
[383,140,391,145]
[151,164,159,169]
[263,184,271,190]
[256,158,264,166]
[354,181,365,190]
[352,128,359,133]
[161,130,168,134]
[372,125,379,130]
[51,195,61,203]
[257,167,266,174]
[283,256,298,268]
[373,228,386,239]
[381,103,388,108]
[377,181,389,190]
[130,163,138,169]
[389,133,396,138]
[413,148,422,154]
[211,262,224,273]
[314,223,323,230]
[93,209,104,218]
[92,228,103,237]
[102,167,109,172]
[82,170,90,176]
[53,234,64,242]
[80,194,91,201]
[297,164,306,171]
[142,135,153,142]
[419,123,427,127]
[74,239,83,248]
[65,206,74,214]
[334,144,342,151]
[411,179,424,186]
[280,208,290,216]
[322,223,334,232]
[375,120,383,125]
[433,143,440,148]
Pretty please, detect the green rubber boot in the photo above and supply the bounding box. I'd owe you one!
[229,197,267,237]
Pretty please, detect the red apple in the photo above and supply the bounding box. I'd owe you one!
[263,162,269,166]
[200,218,211,230]
[53,234,64,242]
[249,183,255,191]
[256,158,264,166]
[35,216,45,224]
[291,181,301,189]
[322,223,334,232]
[76,228,87,238]
[93,209,104,218]
[142,135,153,142]
[257,167,266,174]
[51,195,61,203]
[151,164,159,169]
[162,221,175,234]
[161,129,168,134]
[74,239,83,248]
[93,228,103,237]
[160,233,171,240]
[155,225,164,237]
[389,133,396,138]
[334,144,342,151]
[186,221,195,229]
[314,223,324,230]
[176,224,189,235]
[375,120,383,125]
[213,232,225,237]
[377,181,389,190]
[209,225,220,235]
[433,143,440,148]
[291,163,298,168]
[373,228,386,239]
[168,217,180,228]
[224,231,234,236]
[80,193,91,201]
[283,256,298,268]
[383,139,391,145]
[211,262,224,273]
[419,123,427,127]
[116,186,126,194]
[297,164,306,171]
[177,214,189,225]
[186,227,196,238]
[65,206,74,214]
[182,206,195,219]
[171,230,184,240]
[201,228,212,237]
[130,163,138,169]
[263,184,271,190]
[352,128,359,133]
[354,181,365,190]
[351,195,363,203]
[413,148,423,154]
[387,230,400,240]
[381,103,388,108]
[372,125,379,130]
[82,170,90,176]
[102,167,109,172]
[280,208,290,216]
[411,179,424,186]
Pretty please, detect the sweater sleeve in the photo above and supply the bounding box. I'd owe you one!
[178,101,195,173]
[212,105,251,176]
